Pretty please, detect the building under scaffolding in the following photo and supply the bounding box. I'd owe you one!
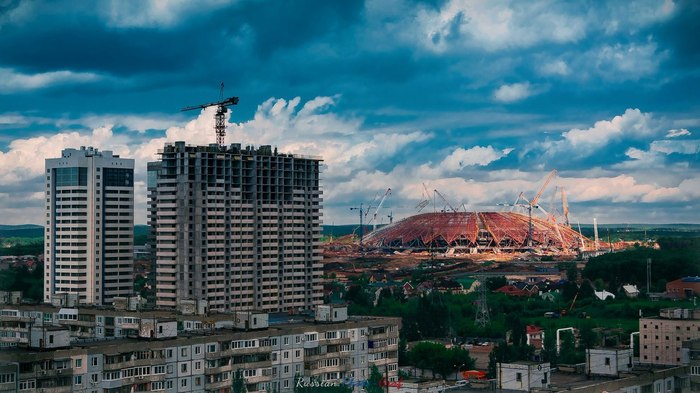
[362,212,588,253]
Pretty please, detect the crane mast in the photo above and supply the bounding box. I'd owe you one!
[369,188,392,231]
[181,83,239,147]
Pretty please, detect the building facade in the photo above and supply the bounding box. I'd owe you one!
[666,277,700,299]
[683,338,700,391]
[640,308,700,366]
[497,361,551,392]
[0,304,399,393]
[44,147,134,305]
[148,142,323,313]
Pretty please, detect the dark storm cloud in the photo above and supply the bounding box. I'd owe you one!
[656,0,700,69]
[0,20,206,76]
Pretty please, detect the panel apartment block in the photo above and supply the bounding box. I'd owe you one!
[149,142,323,312]
[640,308,700,366]
[0,304,400,393]
[44,147,134,305]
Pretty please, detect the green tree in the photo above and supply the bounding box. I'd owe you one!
[558,331,582,364]
[398,337,409,366]
[485,276,507,290]
[366,364,384,393]
[542,326,558,366]
[578,321,597,350]
[232,368,247,393]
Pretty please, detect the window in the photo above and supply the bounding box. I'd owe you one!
[605,357,610,366]
[0,374,15,383]
[74,375,83,385]
[181,379,188,387]
[181,363,188,373]
[19,380,36,390]
[194,345,201,355]
[181,348,187,357]
[516,373,522,382]
[92,357,98,366]
[75,359,82,368]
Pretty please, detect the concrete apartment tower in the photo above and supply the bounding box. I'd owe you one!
[44,147,134,305]
[148,142,323,313]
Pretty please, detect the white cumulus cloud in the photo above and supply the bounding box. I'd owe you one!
[440,145,513,172]
[666,128,691,138]
[493,82,533,103]
[540,108,658,157]
[650,139,700,155]
[0,68,100,93]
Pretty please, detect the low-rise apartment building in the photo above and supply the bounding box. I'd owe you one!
[639,308,700,366]
[0,304,399,393]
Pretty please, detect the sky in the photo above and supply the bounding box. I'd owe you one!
[1,0,699,226]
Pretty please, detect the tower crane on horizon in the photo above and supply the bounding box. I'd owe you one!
[181,83,239,147]
[499,170,558,247]
[434,189,458,213]
[367,188,392,231]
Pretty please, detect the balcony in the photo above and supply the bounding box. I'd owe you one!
[103,358,165,371]
[205,379,231,390]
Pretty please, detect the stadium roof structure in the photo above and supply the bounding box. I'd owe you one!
[363,212,587,253]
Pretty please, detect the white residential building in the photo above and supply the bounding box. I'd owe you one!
[44,147,134,305]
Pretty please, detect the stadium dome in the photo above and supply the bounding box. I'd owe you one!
[363,212,585,252]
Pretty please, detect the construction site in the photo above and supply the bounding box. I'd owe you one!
[340,171,607,252]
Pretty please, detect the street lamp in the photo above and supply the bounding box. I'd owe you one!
[454,363,466,382]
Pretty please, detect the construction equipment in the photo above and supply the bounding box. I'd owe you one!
[561,187,570,226]
[181,83,239,147]
[368,188,391,231]
[434,189,458,213]
[415,183,432,212]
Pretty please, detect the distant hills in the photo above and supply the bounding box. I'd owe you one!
[0,225,151,240]
[0,224,43,238]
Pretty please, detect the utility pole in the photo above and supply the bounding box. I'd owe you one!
[647,258,652,294]
[475,281,490,328]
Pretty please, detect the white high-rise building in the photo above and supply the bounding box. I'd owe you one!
[149,142,323,313]
[44,146,134,305]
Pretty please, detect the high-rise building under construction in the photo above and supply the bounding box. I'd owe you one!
[148,142,323,313]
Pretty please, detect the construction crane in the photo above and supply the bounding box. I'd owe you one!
[350,204,366,256]
[434,189,458,213]
[416,183,432,212]
[387,211,394,224]
[181,83,239,147]
[531,170,557,208]
[561,187,570,227]
[368,188,391,231]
